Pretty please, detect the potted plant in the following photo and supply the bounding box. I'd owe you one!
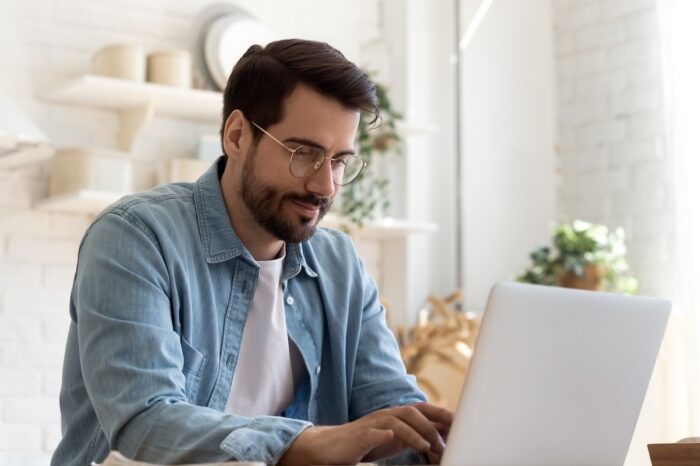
[332,79,402,228]
[517,220,638,294]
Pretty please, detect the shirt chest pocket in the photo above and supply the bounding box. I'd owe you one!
[181,338,207,402]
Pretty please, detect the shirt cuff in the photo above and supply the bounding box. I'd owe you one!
[220,415,313,464]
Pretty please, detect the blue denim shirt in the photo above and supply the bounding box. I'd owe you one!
[52,157,426,466]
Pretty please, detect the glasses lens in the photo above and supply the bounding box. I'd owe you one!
[333,155,365,185]
[290,146,325,178]
[290,147,365,185]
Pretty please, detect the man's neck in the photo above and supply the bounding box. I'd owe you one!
[238,227,285,261]
[219,175,284,262]
[229,208,284,261]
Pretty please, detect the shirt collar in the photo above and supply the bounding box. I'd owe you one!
[194,156,318,279]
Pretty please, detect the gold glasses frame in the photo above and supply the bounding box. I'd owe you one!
[250,121,366,186]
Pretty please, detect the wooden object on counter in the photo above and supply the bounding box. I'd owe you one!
[648,437,700,466]
[392,290,480,410]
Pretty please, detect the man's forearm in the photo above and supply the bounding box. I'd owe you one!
[116,402,312,464]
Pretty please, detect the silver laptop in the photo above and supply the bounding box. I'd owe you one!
[441,281,671,466]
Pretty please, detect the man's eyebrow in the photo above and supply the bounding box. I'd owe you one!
[283,137,355,157]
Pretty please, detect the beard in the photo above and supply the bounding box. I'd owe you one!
[240,147,332,243]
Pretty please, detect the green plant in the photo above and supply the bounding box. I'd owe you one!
[517,219,638,294]
[334,79,402,227]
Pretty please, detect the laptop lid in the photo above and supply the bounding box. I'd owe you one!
[441,281,671,466]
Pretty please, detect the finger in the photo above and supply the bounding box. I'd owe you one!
[413,402,454,425]
[393,406,444,453]
[433,421,451,438]
[373,414,431,452]
[376,416,433,453]
[434,431,447,453]
[363,427,395,447]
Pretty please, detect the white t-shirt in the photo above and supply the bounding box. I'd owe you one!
[224,249,301,417]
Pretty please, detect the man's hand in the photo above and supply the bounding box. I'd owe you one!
[278,402,453,465]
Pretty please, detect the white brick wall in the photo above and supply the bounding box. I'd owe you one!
[0,0,382,463]
[554,5,682,464]
[552,0,673,300]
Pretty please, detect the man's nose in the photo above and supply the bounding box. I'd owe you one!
[305,157,336,198]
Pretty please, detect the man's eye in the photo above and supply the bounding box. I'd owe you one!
[331,157,348,167]
[294,147,317,159]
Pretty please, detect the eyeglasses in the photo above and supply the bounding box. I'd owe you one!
[250,121,366,186]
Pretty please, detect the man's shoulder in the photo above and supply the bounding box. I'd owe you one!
[81,183,192,231]
[84,182,197,241]
[106,182,195,217]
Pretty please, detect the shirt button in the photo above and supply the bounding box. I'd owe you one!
[286,296,295,305]
[315,365,321,375]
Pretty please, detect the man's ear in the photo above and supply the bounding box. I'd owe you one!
[223,110,246,158]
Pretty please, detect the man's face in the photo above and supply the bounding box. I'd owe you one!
[236,85,360,243]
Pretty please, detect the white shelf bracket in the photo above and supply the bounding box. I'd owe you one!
[118,100,156,151]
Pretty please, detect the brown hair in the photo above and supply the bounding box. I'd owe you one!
[220,38,378,152]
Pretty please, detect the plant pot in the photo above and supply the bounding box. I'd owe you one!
[555,264,603,291]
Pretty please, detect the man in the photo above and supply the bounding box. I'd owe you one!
[52,39,452,466]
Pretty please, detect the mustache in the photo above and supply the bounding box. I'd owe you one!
[285,193,332,209]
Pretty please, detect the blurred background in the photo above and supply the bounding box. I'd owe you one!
[0,0,698,464]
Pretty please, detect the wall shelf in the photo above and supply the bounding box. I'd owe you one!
[39,75,222,151]
[40,75,222,120]
[321,213,437,239]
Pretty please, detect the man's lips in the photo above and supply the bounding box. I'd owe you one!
[289,199,320,217]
